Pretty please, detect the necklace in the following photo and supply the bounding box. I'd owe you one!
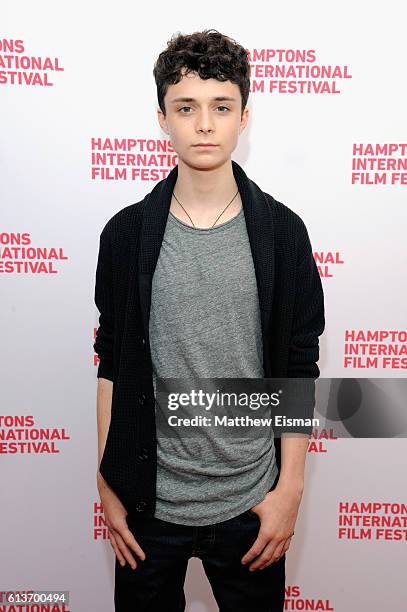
[171,189,240,228]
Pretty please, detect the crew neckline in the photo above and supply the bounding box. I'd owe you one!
[168,206,244,233]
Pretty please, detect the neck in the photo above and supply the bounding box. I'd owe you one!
[172,157,239,213]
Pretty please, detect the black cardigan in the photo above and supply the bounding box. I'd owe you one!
[93,160,325,518]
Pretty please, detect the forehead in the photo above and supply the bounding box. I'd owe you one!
[165,70,240,103]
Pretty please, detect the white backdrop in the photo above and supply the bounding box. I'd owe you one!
[1,1,406,610]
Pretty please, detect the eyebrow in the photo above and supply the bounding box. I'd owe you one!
[169,96,237,104]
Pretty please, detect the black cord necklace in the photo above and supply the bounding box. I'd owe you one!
[171,189,240,228]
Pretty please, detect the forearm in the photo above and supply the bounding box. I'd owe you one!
[275,433,308,495]
[96,377,113,487]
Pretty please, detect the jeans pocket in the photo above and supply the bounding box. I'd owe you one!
[244,509,260,519]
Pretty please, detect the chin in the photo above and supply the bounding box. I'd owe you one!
[181,153,229,171]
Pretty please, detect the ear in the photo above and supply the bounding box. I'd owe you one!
[157,107,169,135]
[239,106,249,134]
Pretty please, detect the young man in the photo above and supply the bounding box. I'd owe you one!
[94,29,325,612]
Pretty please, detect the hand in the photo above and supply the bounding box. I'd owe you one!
[97,472,146,570]
[240,485,302,571]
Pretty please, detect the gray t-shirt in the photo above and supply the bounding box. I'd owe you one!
[149,205,278,526]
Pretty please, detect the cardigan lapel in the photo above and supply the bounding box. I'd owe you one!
[136,160,275,351]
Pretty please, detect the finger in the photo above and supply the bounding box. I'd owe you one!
[121,525,147,561]
[281,540,291,555]
[271,540,286,561]
[260,551,286,570]
[113,530,140,570]
[240,530,271,565]
[108,532,126,566]
[260,537,292,569]
[257,545,285,570]
[248,538,282,571]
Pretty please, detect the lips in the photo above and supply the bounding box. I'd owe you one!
[193,144,218,147]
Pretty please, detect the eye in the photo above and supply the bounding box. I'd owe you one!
[177,106,230,113]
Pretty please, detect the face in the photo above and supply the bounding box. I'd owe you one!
[157,68,249,168]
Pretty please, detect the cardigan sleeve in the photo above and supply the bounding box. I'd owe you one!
[93,223,115,381]
[280,218,325,435]
[288,218,325,379]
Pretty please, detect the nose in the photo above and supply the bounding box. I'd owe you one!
[196,109,214,133]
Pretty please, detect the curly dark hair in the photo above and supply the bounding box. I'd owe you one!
[153,29,251,117]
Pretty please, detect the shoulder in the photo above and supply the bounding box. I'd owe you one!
[262,190,310,246]
[263,191,306,230]
[98,196,148,244]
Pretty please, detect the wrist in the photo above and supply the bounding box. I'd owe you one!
[96,470,106,490]
[275,477,304,497]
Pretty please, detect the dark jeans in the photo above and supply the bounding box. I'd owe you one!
[114,509,286,612]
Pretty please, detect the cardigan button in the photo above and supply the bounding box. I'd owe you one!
[138,447,149,460]
[134,501,147,512]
